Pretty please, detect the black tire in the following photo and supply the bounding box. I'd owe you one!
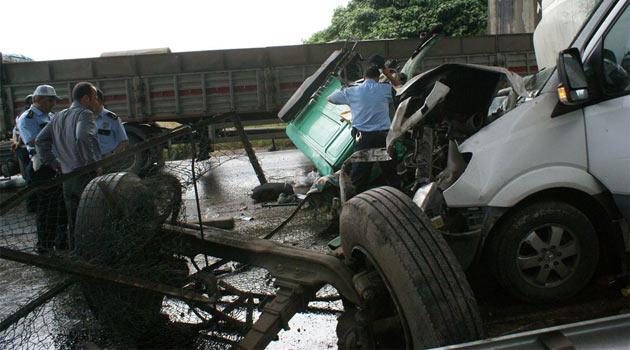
[74,172,186,340]
[485,200,599,304]
[142,173,183,224]
[340,186,483,349]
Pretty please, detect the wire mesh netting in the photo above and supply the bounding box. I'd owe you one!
[0,121,295,349]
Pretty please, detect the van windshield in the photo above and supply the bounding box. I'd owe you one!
[524,68,555,96]
[400,35,443,79]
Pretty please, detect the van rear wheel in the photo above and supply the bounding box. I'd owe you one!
[486,200,599,303]
[339,187,483,349]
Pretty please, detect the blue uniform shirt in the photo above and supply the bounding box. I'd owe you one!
[96,108,128,155]
[328,79,393,132]
[16,106,52,152]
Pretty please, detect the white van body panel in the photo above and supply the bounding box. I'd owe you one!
[442,92,601,207]
[584,96,630,196]
[487,166,605,207]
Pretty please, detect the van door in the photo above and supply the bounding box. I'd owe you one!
[583,3,630,219]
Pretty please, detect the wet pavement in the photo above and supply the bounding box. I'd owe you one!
[0,148,341,349]
[185,149,341,349]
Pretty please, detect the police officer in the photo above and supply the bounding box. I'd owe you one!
[16,87,59,183]
[327,60,400,194]
[11,95,33,182]
[17,86,67,253]
[95,90,128,156]
[36,82,101,250]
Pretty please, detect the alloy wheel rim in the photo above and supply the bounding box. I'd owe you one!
[516,224,580,288]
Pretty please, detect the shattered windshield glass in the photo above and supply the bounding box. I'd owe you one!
[400,35,443,79]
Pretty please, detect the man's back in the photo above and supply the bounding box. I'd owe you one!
[36,102,101,174]
[328,79,392,132]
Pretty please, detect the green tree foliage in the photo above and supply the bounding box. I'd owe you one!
[306,0,487,43]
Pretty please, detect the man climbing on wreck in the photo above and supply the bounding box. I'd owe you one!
[327,55,400,194]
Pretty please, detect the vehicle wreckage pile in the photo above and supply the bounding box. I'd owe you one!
[0,122,285,349]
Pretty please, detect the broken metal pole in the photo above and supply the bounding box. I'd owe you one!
[232,114,267,185]
[0,279,73,333]
[0,247,211,305]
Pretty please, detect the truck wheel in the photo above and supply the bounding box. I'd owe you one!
[485,200,599,304]
[74,172,187,341]
[340,186,483,349]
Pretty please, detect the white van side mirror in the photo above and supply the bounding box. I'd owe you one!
[557,48,590,105]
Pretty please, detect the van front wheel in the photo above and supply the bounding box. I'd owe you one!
[486,200,599,303]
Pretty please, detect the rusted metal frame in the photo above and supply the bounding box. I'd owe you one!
[0,52,13,136]
[162,224,360,305]
[228,71,235,110]
[237,283,306,350]
[192,301,247,329]
[0,247,212,305]
[216,291,341,315]
[124,79,134,117]
[246,296,255,326]
[220,295,245,316]
[0,278,74,333]
[173,75,181,115]
[201,73,208,113]
[255,70,262,108]
[232,114,267,185]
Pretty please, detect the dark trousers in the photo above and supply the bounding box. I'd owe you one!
[32,166,68,251]
[63,174,93,250]
[21,155,38,212]
[15,147,31,182]
[351,130,399,193]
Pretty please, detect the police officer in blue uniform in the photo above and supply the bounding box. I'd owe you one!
[327,58,400,194]
[11,94,33,182]
[17,85,67,253]
[95,90,128,156]
[17,86,59,182]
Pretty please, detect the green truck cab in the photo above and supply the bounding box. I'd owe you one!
[278,34,442,176]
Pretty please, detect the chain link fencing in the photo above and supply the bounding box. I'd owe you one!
[0,119,280,349]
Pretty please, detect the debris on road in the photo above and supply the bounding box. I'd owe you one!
[251,182,294,203]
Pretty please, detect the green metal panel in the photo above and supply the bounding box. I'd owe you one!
[286,77,354,175]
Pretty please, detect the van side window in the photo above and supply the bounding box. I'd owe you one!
[601,6,630,94]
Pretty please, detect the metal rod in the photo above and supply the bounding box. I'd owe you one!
[189,135,209,267]
[232,114,267,185]
[261,193,309,240]
[0,279,74,333]
[0,247,212,305]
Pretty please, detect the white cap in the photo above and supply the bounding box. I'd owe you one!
[33,85,62,100]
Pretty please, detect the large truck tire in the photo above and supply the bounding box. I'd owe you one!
[485,200,599,304]
[339,186,483,349]
[74,172,186,341]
